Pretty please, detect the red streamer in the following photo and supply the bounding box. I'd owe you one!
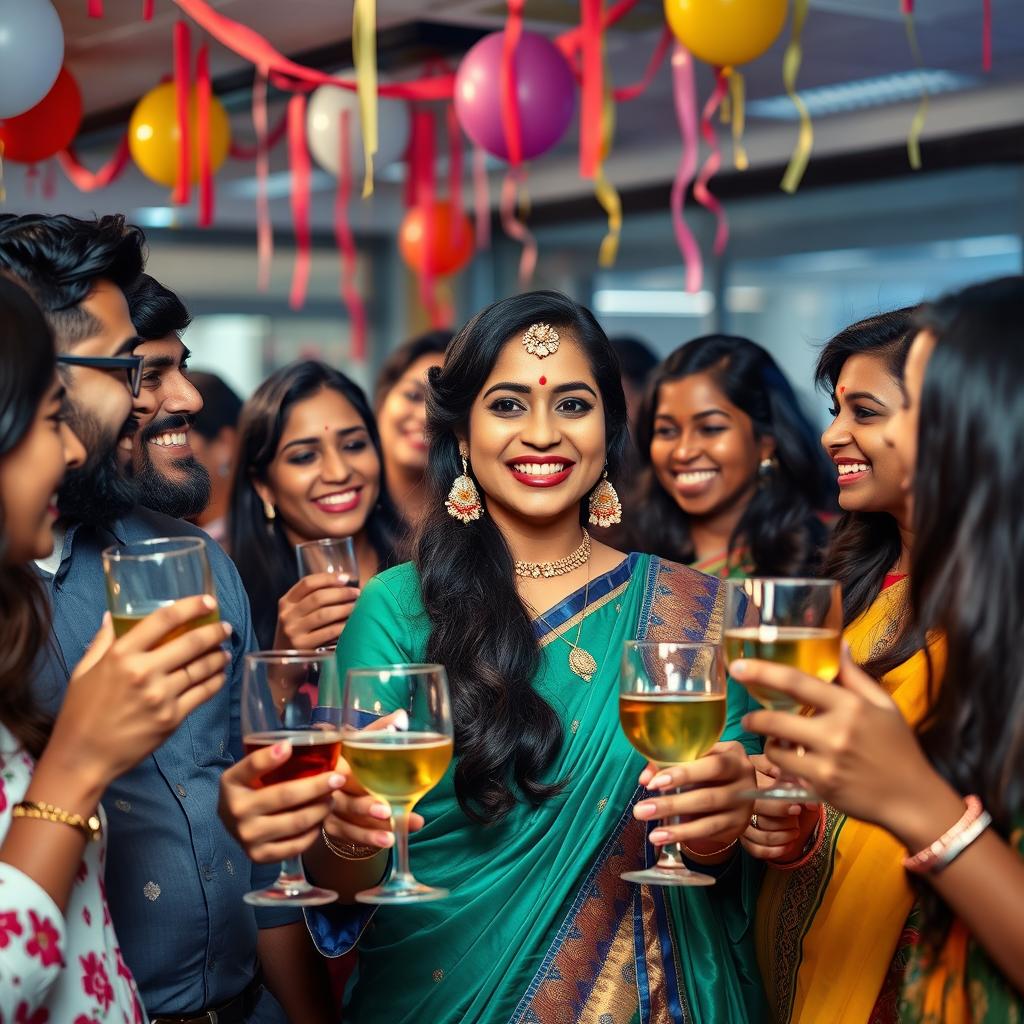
[335,109,368,361]
[472,144,491,252]
[42,160,57,200]
[287,93,311,311]
[900,0,913,12]
[88,0,103,16]
[143,0,155,19]
[501,0,525,168]
[196,44,214,227]
[410,108,443,327]
[580,0,604,179]
[694,69,729,256]
[58,135,132,191]
[983,0,992,70]
[229,112,289,159]
[614,28,671,102]
[669,43,703,294]
[446,104,467,260]
[172,20,192,206]
[500,167,537,286]
[253,70,273,293]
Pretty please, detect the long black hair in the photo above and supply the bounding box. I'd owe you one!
[374,328,453,410]
[815,310,918,678]
[630,335,833,574]
[0,275,59,758]
[418,290,629,823]
[229,361,405,648]
[910,277,1024,862]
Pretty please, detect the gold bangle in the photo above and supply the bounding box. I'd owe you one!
[681,838,738,862]
[321,827,381,861]
[12,801,102,842]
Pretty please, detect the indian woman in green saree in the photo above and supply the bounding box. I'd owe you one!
[220,291,767,1023]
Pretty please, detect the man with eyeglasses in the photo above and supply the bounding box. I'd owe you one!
[0,215,330,1024]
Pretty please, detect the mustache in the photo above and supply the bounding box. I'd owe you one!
[141,413,193,444]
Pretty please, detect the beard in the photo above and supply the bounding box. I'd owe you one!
[59,405,137,527]
[132,413,212,520]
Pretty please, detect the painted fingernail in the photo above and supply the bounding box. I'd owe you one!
[221,623,232,636]
[203,595,217,609]
[375,832,395,848]
[328,773,345,788]
[649,830,669,844]
[271,741,291,758]
[369,803,391,819]
[730,660,748,676]
[634,802,656,819]
[649,773,672,789]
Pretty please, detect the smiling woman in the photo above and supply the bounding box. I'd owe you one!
[228,361,405,649]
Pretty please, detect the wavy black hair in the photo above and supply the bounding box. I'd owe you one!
[418,290,629,823]
[630,334,833,575]
[0,214,145,350]
[815,309,917,678]
[909,277,1024,872]
[125,273,191,340]
[0,275,58,757]
[374,328,453,409]
[229,361,405,648]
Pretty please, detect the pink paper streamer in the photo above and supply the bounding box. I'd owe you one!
[669,43,702,294]
[694,69,729,256]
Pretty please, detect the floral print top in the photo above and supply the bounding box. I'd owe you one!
[0,725,145,1023]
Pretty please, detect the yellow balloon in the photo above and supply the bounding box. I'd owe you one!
[129,82,231,188]
[664,0,787,68]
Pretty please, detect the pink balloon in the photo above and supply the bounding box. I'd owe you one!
[454,30,576,162]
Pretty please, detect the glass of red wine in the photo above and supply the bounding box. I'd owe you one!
[241,650,344,907]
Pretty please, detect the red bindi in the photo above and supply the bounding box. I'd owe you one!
[838,385,846,395]
[538,376,547,386]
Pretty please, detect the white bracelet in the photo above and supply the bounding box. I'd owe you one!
[932,809,992,874]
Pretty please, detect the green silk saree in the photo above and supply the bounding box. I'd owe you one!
[307,554,766,1023]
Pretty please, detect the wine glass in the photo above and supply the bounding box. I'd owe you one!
[721,578,842,802]
[619,641,728,887]
[241,650,344,907]
[341,664,454,905]
[295,537,358,585]
[102,537,218,639]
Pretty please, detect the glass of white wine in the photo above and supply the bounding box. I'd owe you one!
[722,578,842,802]
[295,536,358,585]
[619,641,728,887]
[341,664,454,905]
[102,537,218,640]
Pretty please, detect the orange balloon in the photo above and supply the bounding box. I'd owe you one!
[399,202,474,277]
[129,81,230,188]
[664,0,787,67]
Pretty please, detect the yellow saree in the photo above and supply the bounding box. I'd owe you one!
[755,580,943,1023]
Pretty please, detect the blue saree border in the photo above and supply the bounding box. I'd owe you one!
[530,552,640,638]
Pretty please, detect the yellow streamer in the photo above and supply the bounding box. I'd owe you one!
[594,66,621,267]
[353,0,378,198]
[727,69,749,171]
[720,89,732,125]
[780,0,812,194]
[903,12,929,170]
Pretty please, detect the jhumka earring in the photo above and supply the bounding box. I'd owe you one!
[445,442,483,524]
[588,468,622,528]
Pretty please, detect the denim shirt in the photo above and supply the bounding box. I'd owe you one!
[32,507,297,1017]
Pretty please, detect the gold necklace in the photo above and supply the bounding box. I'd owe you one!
[514,531,591,579]
[531,548,598,682]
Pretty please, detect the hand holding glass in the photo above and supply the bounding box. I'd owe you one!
[341,664,453,905]
[296,537,358,585]
[722,578,842,802]
[619,641,727,887]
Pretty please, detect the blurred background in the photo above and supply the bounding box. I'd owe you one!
[3,0,1022,422]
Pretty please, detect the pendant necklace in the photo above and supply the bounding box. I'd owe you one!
[531,546,599,682]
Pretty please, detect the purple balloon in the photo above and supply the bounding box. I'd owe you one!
[454,30,576,162]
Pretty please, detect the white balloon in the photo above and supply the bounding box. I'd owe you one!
[306,85,410,179]
[0,0,64,118]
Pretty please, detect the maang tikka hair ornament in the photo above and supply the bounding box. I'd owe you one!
[445,441,483,524]
[522,323,560,359]
[588,468,622,528]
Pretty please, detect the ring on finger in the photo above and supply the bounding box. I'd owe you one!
[750,813,758,830]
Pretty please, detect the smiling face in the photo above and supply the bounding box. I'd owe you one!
[0,377,86,562]
[377,352,443,476]
[648,372,772,522]
[820,352,908,521]
[465,333,606,528]
[883,330,936,492]
[253,385,382,547]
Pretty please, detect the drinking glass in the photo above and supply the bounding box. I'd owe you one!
[295,537,358,585]
[722,578,842,802]
[241,650,344,906]
[102,537,217,639]
[619,641,728,887]
[341,664,453,905]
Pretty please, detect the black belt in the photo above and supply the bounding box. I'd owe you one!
[149,971,264,1024]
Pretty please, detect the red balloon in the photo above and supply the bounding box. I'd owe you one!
[0,67,83,164]
[399,201,474,276]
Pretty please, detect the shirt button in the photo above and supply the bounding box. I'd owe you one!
[176,784,187,798]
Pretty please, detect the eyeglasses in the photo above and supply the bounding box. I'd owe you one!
[57,353,144,398]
